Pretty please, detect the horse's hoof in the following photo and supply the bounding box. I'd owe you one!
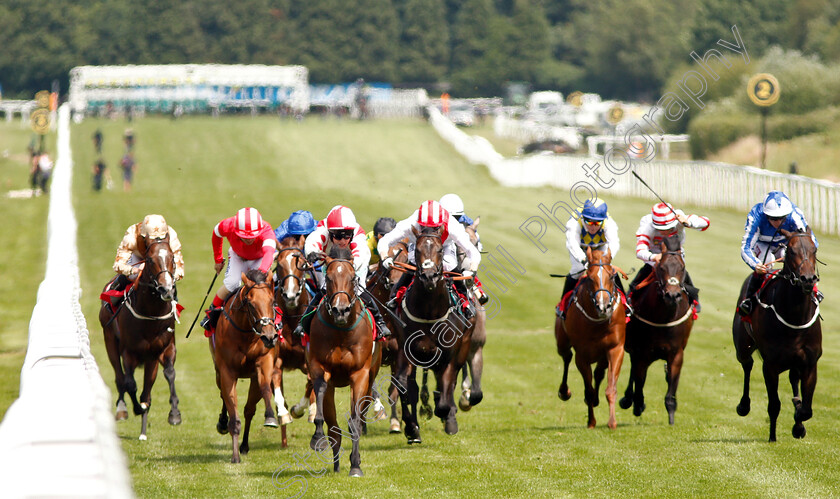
[458,394,471,412]
[389,418,401,433]
[558,386,571,401]
[468,391,483,407]
[280,413,293,426]
[374,407,388,422]
[407,437,422,445]
[168,411,181,425]
[216,421,229,435]
[349,468,364,477]
[434,405,450,420]
[133,406,145,416]
[264,417,279,428]
[633,403,645,417]
[444,418,458,435]
[618,396,632,410]
[290,404,306,419]
[793,424,806,439]
[115,411,129,422]
[231,456,241,464]
[736,400,750,417]
[138,434,147,441]
[240,442,250,455]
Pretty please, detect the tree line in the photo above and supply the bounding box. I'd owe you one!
[0,0,837,100]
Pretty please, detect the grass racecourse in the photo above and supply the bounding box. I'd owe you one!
[2,115,840,498]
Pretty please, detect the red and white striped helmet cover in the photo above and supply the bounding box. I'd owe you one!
[325,205,357,230]
[235,207,263,237]
[651,202,678,230]
[417,200,449,227]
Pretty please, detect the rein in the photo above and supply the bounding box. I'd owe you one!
[633,306,693,328]
[224,283,277,335]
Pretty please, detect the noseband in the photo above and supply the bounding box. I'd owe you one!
[324,258,359,315]
[415,233,443,281]
[781,233,818,293]
[275,247,308,296]
[228,283,279,335]
[141,243,175,298]
[655,250,686,297]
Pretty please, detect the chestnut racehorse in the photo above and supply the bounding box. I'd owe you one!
[733,228,822,441]
[210,269,280,463]
[307,246,382,477]
[620,234,695,425]
[99,236,181,440]
[555,245,626,429]
[458,217,485,412]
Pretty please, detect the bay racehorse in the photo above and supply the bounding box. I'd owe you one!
[555,245,626,429]
[733,228,822,441]
[393,225,476,443]
[366,239,410,433]
[458,217,485,412]
[210,269,280,463]
[619,234,695,424]
[272,242,315,447]
[99,236,181,440]
[307,246,382,477]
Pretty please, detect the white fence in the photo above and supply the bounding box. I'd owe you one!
[430,107,840,237]
[0,104,133,498]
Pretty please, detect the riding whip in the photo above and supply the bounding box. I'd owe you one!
[631,171,686,226]
[186,271,219,338]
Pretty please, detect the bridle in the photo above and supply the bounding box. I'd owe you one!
[780,232,819,294]
[274,247,309,298]
[323,258,359,316]
[415,232,443,282]
[655,250,687,299]
[227,281,279,335]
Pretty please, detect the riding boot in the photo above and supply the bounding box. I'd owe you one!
[360,290,391,340]
[684,271,700,312]
[627,264,653,308]
[614,274,632,316]
[559,275,578,319]
[110,273,131,308]
[200,304,223,331]
[453,279,475,319]
[293,289,323,337]
[738,272,763,317]
[386,271,413,309]
[471,274,489,305]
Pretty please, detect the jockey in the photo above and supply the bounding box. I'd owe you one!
[294,205,391,340]
[737,191,819,316]
[439,193,488,305]
[274,210,317,247]
[629,202,709,311]
[367,217,397,267]
[110,214,185,303]
[557,199,621,319]
[201,207,277,332]
[379,199,481,318]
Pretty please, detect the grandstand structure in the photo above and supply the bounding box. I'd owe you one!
[68,64,310,118]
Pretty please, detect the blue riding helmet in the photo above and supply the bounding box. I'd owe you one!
[287,210,316,235]
[579,199,608,221]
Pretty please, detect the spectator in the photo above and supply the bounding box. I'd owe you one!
[124,128,135,153]
[93,129,103,154]
[37,152,53,194]
[92,159,110,191]
[120,153,135,191]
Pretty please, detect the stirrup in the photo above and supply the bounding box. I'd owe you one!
[200,316,211,330]
[292,323,305,338]
[385,297,398,310]
[376,321,391,340]
[738,298,753,317]
[816,290,824,303]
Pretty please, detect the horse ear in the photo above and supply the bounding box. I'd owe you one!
[472,217,480,229]
[585,246,592,259]
[411,225,420,238]
[241,272,251,286]
[780,228,792,238]
[135,225,148,255]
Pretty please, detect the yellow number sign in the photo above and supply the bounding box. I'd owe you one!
[747,73,781,107]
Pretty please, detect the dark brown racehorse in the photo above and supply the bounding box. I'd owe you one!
[99,236,181,440]
[210,269,280,463]
[366,239,410,433]
[394,226,476,443]
[620,235,695,424]
[458,218,485,412]
[272,241,315,447]
[555,245,626,429]
[308,247,382,477]
[733,228,822,441]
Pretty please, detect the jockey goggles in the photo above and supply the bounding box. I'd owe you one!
[330,229,354,240]
[583,218,602,227]
[768,215,786,222]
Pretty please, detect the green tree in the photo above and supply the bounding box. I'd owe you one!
[450,0,497,94]
[398,0,450,83]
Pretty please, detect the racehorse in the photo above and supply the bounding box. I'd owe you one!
[210,269,280,463]
[99,236,181,440]
[393,225,476,443]
[619,234,695,424]
[272,242,315,447]
[555,245,626,429]
[458,218,485,412]
[366,239,410,433]
[307,246,382,477]
[732,228,822,441]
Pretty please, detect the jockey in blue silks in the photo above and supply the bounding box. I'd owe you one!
[737,191,819,316]
[274,210,317,245]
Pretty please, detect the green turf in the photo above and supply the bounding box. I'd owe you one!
[3,114,840,497]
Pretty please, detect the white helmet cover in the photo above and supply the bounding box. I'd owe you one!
[439,193,465,217]
[762,191,793,218]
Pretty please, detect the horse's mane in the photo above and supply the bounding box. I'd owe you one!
[245,268,268,283]
[419,225,441,237]
[329,246,352,260]
[663,234,681,252]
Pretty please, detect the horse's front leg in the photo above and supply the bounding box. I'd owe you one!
[271,357,292,430]
[161,341,181,425]
[793,363,818,439]
[605,345,624,430]
[256,354,278,429]
[733,316,754,417]
[664,348,685,425]
[619,357,635,411]
[347,369,371,477]
[763,362,781,442]
[388,368,402,433]
[240,375,263,456]
[395,350,421,444]
[437,360,460,435]
[323,385,342,473]
[102,320,128,421]
[555,318,572,401]
[574,354,597,428]
[138,358,160,440]
[219,368,241,463]
[310,374,329,452]
[121,351,143,417]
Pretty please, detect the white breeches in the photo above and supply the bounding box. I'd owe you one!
[223,248,264,292]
